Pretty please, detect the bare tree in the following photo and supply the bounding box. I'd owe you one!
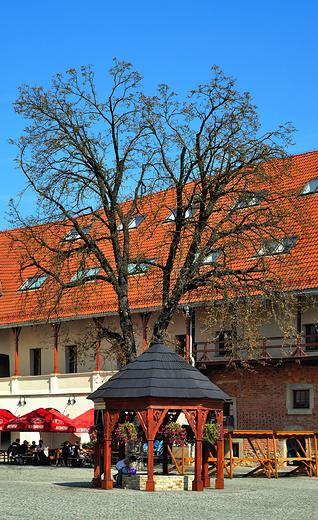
[8,60,298,363]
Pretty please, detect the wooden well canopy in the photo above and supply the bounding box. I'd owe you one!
[88,334,230,491]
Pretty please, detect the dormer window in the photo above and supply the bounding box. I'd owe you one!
[203,248,222,264]
[300,178,318,196]
[117,215,145,231]
[195,248,222,264]
[128,258,156,275]
[62,225,92,242]
[18,275,48,291]
[70,267,101,282]
[255,236,299,257]
[164,206,199,222]
[235,189,269,209]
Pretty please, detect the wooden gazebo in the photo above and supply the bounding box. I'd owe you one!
[88,334,230,491]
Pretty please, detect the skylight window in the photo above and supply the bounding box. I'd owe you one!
[62,225,92,242]
[70,267,102,282]
[255,236,299,257]
[18,275,48,291]
[300,178,318,196]
[235,189,269,209]
[127,258,156,275]
[117,215,145,231]
[164,206,199,222]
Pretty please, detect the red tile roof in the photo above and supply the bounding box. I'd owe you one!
[1,149,318,327]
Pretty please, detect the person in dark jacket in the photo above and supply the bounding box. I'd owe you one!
[71,441,81,467]
[7,439,20,463]
[16,440,29,464]
[61,441,71,466]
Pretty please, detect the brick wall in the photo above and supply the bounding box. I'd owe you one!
[211,363,318,431]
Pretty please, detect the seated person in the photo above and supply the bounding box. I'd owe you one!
[61,441,71,466]
[36,439,48,465]
[78,444,86,466]
[16,440,29,464]
[7,439,20,463]
[115,455,137,487]
[71,441,82,467]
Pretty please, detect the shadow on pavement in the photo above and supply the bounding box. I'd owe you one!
[54,481,93,488]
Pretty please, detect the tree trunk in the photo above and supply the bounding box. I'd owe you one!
[117,296,136,362]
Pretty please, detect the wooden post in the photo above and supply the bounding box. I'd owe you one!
[12,327,21,377]
[215,410,224,489]
[92,317,104,371]
[229,432,233,479]
[51,323,61,374]
[192,439,204,490]
[314,431,318,477]
[92,442,101,488]
[192,410,204,491]
[118,442,125,462]
[272,433,278,478]
[101,409,113,490]
[162,441,168,475]
[146,409,155,491]
[202,442,210,487]
[307,435,312,477]
[267,436,272,478]
[182,444,185,475]
[267,436,271,478]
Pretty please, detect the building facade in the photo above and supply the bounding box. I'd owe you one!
[1,149,318,448]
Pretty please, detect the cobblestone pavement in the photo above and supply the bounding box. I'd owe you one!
[1,465,318,520]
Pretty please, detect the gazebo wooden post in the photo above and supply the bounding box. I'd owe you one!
[215,409,224,489]
[146,408,155,491]
[12,327,21,377]
[101,408,113,490]
[192,410,204,491]
[92,442,101,488]
[202,441,210,487]
[162,440,168,475]
[193,440,203,490]
[118,442,125,461]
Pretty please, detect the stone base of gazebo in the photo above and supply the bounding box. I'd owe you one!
[122,473,195,491]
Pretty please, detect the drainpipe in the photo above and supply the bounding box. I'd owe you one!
[184,306,195,366]
[189,314,195,366]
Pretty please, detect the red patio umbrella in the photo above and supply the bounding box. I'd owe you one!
[48,409,73,424]
[5,408,75,432]
[71,409,94,433]
[0,409,16,431]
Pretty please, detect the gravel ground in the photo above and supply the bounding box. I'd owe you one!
[0,464,318,520]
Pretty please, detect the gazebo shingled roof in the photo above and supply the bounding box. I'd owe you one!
[88,335,230,492]
[88,341,230,400]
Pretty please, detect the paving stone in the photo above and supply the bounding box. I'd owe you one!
[0,465,317,520]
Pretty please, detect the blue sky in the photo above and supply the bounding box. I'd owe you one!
[1,0,318,229]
